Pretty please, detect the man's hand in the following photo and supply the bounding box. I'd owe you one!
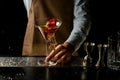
[45,42,74,64]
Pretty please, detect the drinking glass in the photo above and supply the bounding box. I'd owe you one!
[107,31,120,70]
[36,18,62,56]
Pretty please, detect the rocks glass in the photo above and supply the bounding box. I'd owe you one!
[107,31,120,70]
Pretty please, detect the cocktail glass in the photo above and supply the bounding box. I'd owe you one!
[36,18,62,56]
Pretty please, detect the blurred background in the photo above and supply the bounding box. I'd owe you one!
[86,0,120,44]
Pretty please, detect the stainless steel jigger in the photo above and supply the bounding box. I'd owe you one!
[95,44,108,68]
[82,42,95,68]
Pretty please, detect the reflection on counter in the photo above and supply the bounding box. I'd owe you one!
[0,67,120,80]
[0,56,82,67]
[0,57,120,80]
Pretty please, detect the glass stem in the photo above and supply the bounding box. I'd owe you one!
[46,40,48,56]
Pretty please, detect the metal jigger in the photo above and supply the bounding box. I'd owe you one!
[95,44,103,68]
[82,42,95,68]
[95,44,108,68]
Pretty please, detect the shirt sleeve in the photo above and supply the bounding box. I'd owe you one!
[65,0,91,51]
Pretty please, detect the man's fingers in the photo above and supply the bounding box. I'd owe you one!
[53,48,67,61]
[45,44,63,62]
[56,54,66,64]
[56,53,71,64]
[45,49,56,63]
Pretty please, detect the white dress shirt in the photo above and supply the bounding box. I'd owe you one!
[23,0,32,17]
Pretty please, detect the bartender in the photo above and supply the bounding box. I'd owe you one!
[23,0,91,64]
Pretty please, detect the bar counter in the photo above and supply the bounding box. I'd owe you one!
[0,57,120,80]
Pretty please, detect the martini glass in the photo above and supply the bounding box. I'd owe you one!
[36,18,62,57]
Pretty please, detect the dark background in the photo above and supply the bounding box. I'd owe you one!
[0,0,28,56]
[86,0,120,44]
[78,0,120,59]
[0,0,119,56]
